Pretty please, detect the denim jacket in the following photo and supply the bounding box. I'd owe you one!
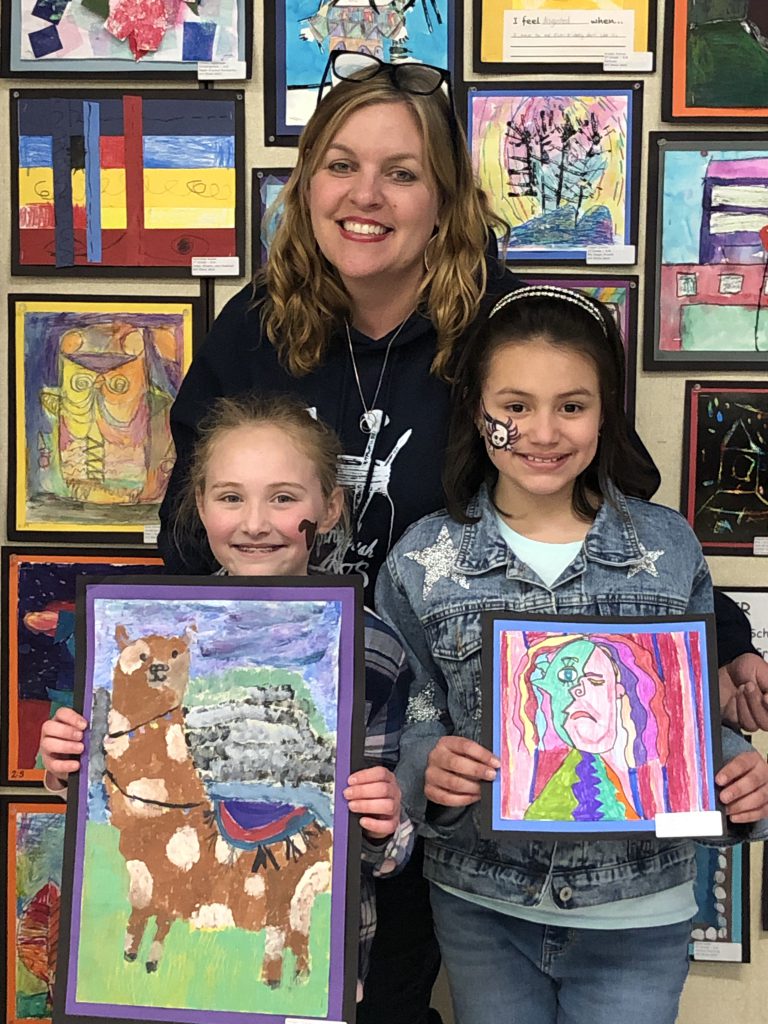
[375,485,762,911]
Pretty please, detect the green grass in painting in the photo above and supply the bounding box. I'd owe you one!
[75,822,331,1016]
[16,991,50,1018]
[688,21,768,108]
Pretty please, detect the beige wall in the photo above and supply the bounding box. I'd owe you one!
[1,2,766,1021]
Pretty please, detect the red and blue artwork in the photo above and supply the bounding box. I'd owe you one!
[13,91,243,273]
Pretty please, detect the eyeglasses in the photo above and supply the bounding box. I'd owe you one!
[316,51,459,149]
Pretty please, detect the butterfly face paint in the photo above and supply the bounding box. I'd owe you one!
[298,519,318,551]
[481,403,520,452]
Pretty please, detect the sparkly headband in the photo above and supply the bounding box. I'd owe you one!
[489,286,608,337]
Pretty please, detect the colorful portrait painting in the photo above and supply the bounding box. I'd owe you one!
[1,0,247,76]
[10,295,197,540]
[482,616,721,837]
[475,0,653,73]
[251,169,291,270]
[56,578,362,1024]
[682,381,768,556]
[466,84,640,261]
[665,0,768,120]
[645,133,768,369]
[690,843,750,962]
[1,548,163,784]
[12,91,244,274]
[265,0,452,142]
[2,798,66,1024]
[520,274,637,419]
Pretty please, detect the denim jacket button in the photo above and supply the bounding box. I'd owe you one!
[558,886,573,902]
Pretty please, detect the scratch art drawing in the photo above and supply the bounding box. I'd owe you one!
[690,843,750,962]
[12,91,244,274]
[481,615,721,838]
[475,0,653,73]
[55,578,362,1024]
[2,798,66,1024]
[266,0,452,142]
[10,295,196,540]
[665,0,768,119]
[2,0,247,76]
[467,84,639,261]
[645,133,768,369]
[520,273,637,419]
[682,381,768,556]
[1,548,163,785]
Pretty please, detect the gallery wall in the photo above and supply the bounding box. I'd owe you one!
[0,2,767,1022]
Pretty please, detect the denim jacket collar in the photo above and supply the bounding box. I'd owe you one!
[454,485,649,577]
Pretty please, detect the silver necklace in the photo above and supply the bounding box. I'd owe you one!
[345,313,412,434]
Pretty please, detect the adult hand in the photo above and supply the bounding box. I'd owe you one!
[717,749,768,823]
[344,765,401,840]
[720,652,768,733]
[39,707,87,781]
[424,736,499,807]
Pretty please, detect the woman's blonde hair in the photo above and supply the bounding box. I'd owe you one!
[171,393,345,565]
[257,74,504,379]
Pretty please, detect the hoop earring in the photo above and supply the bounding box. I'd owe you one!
[423,233,439,274]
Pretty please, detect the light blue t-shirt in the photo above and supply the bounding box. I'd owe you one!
[494,514,582,587]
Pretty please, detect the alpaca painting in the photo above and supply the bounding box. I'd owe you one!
[480,614,722,838]
[56,577,363,1024]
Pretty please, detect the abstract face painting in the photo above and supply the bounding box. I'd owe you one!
[482,616,721,837]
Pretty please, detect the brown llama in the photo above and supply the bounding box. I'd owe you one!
[102,624,333,985]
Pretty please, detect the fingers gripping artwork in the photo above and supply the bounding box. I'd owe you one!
[56,578,363,1024]
[480,615,723,839]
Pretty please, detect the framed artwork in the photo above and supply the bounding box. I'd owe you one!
[8,294,198,542]
[251,168,292,272]
[473,0,656,75]
[11,90,245,276]
[721,588,768,660]
[690,843,750,962]
[464,82,642,262]
[644,132,768,371]
[55,576,364,1024]
[264,0,455,145]
[663,0,768,121]
[1,797,66,1024]
[0,547,164,785]
[681,381,768,556]
[480,613,723,839]
[0,0,251,78]
[520,273,638,420]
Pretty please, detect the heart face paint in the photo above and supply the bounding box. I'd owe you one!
[481,403,520,452]
[298,519,318,551]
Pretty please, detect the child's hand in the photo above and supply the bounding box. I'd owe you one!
[425,736,500,807]
[344,766,401,840]
[717,750,768,823]
[720,653,768,733]
[39,708,87,782]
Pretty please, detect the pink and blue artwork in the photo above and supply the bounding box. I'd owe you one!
[481,614,722,838]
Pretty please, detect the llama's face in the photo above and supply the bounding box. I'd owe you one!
[116,633,192,706]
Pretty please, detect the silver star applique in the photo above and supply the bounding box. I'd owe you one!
[405,525,470,599]
[626,544,664,579]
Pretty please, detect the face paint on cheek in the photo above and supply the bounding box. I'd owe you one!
[481,402,520,452]
[298,519,318,551]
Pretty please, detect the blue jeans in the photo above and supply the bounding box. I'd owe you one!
[430,885,690,1024]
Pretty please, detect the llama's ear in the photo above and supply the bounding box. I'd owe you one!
[115,624,130,649]
[184,623,198,646]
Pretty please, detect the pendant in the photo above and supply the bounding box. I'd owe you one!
[360,410,382,434]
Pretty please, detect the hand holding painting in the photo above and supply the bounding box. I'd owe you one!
[424,736,499,807]
[39,706,86,792]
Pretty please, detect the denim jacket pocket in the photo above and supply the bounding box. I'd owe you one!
[424,611,483,732]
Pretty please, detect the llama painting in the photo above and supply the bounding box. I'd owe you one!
[56,577,363,1024]
[480,614,722,838]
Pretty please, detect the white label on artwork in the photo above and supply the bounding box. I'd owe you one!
[191,257,241,276]
[502,9,634,63]
[753,536,768,555]
[603,51,653,72]
[655,811,724,839]
[586,244,636,265]
[692,941,743,962]
[723,588,768,659]
[143,524,160,545]
[198,59,247,80]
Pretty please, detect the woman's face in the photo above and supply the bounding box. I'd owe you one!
[308,101,440,300]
